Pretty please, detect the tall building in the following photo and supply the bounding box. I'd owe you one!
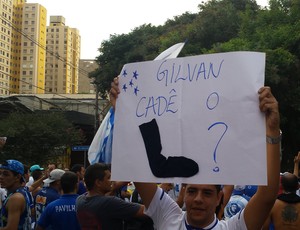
[9,0,23,95]
[0,0,46,95]
[0,2,81,96]
[0,0,23,95]
[45,16,80,94]
[19,2,47,94]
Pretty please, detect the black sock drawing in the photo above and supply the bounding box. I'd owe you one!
[139,119,199,178]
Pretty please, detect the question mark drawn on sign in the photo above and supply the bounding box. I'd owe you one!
[208,122,228,172]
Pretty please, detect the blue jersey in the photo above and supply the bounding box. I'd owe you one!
[35,187,60,222]
[37,194,80,230]
[23,186,34,209]
[1,187,32,229]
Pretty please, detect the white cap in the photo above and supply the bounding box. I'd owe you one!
[43,169,65,184]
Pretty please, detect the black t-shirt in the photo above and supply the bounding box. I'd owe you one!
[76,194,141,230]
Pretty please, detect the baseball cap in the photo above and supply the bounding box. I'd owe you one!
[0,159,24,175]
[43,169,65,184]
[30,164,44,172]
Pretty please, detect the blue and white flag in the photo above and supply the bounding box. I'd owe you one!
[88,42,186,164]
[88,107,114,164]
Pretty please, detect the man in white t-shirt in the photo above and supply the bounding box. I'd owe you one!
[110,77,281,230]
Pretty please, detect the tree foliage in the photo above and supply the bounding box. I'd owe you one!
[93,0,300,171]
[0,112,85,165]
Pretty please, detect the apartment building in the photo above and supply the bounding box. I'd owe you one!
[0,0,46,95]
[45,16,80,94]
[19,2,47,94]
[0,0,18,95]
[0,1,82,96]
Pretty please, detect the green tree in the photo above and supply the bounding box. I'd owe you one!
[0,112,84,165]
[94,23,186,96]
[187,0,258,52]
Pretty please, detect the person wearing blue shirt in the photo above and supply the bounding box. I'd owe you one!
[36,171,81,230]
[34,169,65,224]
[0,160,32,229]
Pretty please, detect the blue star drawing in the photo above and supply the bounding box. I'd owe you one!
[129,79,134,87]
[134,86,139,96]
[121,69,141,96]
[122,84,127,92]
[122,69,128,77]
[133,70,139,79]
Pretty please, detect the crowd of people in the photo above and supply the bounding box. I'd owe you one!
[0,158,87,229]
[0,79,299,230]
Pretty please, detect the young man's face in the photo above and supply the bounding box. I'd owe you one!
[0,169,20,189]
[184,184,222,228]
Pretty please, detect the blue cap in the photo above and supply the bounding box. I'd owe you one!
[30,164,44,172]
[0,159,24,175]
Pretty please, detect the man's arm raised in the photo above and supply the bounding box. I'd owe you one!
[134,183,158,208]
[244,86,281,230]
[109,76,120,110]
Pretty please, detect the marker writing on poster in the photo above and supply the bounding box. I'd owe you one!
[156,59,224,87]
[122,58,229,172]
[206,91,228,172]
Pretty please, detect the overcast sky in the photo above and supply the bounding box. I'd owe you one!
[27,0,269,59]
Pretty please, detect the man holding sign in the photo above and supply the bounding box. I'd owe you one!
[110,76,281,229]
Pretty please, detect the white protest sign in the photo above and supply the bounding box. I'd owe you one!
[112,51,266,185]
